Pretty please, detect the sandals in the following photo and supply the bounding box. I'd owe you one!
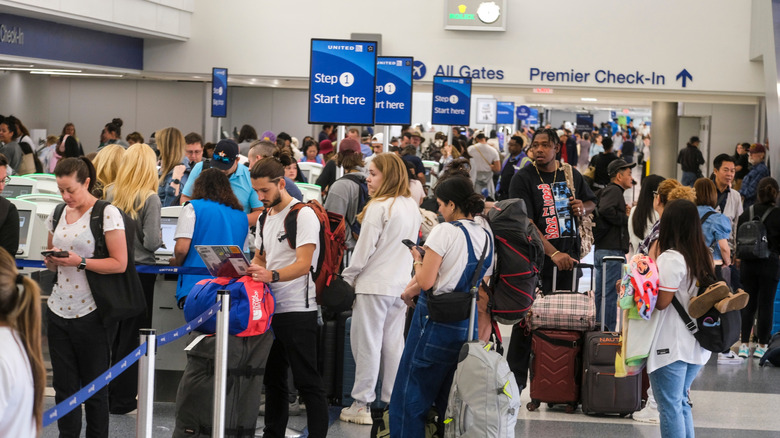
[714,289,749,314]
[688,281,730,318]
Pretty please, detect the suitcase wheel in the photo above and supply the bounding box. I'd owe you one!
[565,404,577,414]
[547,403,555,409]
[526,401,540,412]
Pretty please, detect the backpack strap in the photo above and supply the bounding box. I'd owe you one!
[90,200,109,258]
[671,296,699,335]
[257,210,269,256]
[759,206,776,223]
[52,202,66,232]
[451,221,491,295]
[701,210,716,225]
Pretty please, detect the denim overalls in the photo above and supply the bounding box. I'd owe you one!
[389,220,493,437]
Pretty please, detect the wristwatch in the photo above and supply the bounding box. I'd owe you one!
[171,178,181,185]
[77,257,87,272]
[271,270,280,283]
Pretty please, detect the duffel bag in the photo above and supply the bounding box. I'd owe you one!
[184,276,275,336]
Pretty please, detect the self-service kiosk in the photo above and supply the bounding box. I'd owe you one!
[17,193,63,223]
[2,176,37,199]
[9,198,48,260]
[23,173,59,195]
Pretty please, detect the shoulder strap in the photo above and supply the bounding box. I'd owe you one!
[90,200,109,258]
[52,203,67,232]
[671,296,699,335]
[474,145,492,167]
[760,206,776,223]
[561,162,576,197]
[283,203,305,250]
[257,210,269,256]
[452,221,490,294]
[701,211,716,225]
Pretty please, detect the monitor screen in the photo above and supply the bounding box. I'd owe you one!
[18,210,31,247]
[159,216,178,254]
[2,184,34,198]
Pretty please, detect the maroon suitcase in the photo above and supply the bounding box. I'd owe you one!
[526,329,582,413]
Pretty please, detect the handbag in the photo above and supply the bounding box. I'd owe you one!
[562,162,594,259]
[427,228,490,323]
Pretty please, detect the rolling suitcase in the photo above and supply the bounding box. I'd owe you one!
[318,310,351,404]
[581,256,642,416]
[526,264,593,413]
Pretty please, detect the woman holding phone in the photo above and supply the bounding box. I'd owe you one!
[338,153,421,424]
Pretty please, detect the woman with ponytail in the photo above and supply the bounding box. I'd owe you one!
[0,248,45,437]
[390,176,495,436]
[338,153,421,424]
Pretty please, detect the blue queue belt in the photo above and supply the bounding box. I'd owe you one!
[15,259,210,276]
[41,293,222,426]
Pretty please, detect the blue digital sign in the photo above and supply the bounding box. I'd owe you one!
[375,57,413,125]
[309,39,377,125]
[516,105,531,120]
[431,76,471,126]
[211,68,228,118]
[527,108,539,125]
[497,101,514,125]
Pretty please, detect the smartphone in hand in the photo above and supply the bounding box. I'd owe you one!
[401,239,425,258]
[41,250,69,258]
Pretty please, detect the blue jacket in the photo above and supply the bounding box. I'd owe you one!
[740,162,770,208]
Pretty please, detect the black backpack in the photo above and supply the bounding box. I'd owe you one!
[339,173,369,238]
[736,205,776,260]
[671,275,740,353]
[484,198,545,325]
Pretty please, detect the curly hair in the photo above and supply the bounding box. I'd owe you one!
[191,168,244,211]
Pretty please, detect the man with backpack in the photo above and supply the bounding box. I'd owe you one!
[323,138,368,251]
[248,154,329,438]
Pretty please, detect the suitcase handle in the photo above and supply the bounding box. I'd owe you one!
[532,330,580,349]
[552,262,594,293]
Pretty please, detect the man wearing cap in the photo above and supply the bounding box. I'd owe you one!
[181,139,264,225]
[677,136,705,187]
[594,158,635,331]
[364,133,384,166]
[409,127,424,151]
[739,143,770,209]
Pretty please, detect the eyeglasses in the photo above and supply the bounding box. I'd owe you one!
[1,176,10,184]
[653,191,659,197]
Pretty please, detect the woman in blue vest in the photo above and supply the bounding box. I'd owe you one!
[391,176,494,437]
[170,168,248,308]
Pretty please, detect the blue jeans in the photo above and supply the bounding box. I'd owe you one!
[594,249,624,331]
[681,171,698,187]
[389,293,477,437]
[649,361,702,438]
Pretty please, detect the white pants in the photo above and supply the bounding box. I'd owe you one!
[350,293,406,404]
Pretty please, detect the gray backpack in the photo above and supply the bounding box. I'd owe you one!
[444,341,520,438]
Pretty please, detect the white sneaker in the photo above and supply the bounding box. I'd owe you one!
[632,403,660,424]
[340,401,372,425]
[718,350,742,365]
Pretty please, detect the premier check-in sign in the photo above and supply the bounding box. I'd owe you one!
[375,56,413,125]
[497,101,514,124]
[309,39,377,125]
[432,76,471,126]
[211,67,227,118]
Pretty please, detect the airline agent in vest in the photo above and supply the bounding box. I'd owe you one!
[170,169,248,307]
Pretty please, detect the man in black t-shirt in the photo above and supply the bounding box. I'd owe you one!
[506,128,597,394]
[590,137,618,189]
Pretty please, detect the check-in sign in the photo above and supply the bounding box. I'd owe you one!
[432,76,471,126]
[375,56,413,125]
[309,39,377,125]
[211,68,227,118]
[497,101,514,124]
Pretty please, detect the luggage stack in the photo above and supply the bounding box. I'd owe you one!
[526,259,642,416]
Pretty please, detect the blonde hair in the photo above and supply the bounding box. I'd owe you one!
[0,248,45,431]
[357,153,411,223]
[157,127,185,184]
[109,144,158,220]
[656,178,682,205]
[668,186,696,203]
[92,144,125,197]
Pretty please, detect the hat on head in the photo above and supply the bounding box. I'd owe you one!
[750,143,766,154]
[211,139,239,171]
[607,158,637,177]
[260,130,276,143]
[410,127,424,138]
[338,138,361,154]
[319,139,334,155]
[689,136,700,144]
[371,132,384,145]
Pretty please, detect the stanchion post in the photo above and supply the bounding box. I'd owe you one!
[136,329,156,438]
[212,290,230,438]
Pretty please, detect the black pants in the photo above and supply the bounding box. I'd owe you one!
[108,272,156,413]
[263,311,328,438]
[740,257,780,344]
[48,308,111,438]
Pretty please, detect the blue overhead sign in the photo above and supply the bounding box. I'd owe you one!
[211,68,227,118]
[497,101,514,125]
[526,108,539,126]
[516,105,531,120]
[308,38,377,125]
[375,56,413,125]
[431,76,471,126]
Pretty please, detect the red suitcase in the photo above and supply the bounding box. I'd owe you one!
[526,329,582,413]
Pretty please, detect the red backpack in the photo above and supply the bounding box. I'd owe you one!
[258,200,347,307]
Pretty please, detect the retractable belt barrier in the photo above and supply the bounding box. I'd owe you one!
[42,300,222,427]
[16,259,211,276]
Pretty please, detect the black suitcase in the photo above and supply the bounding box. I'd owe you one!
[318,311,351,405]
[173,332,273,437]
[581,256,642,416]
